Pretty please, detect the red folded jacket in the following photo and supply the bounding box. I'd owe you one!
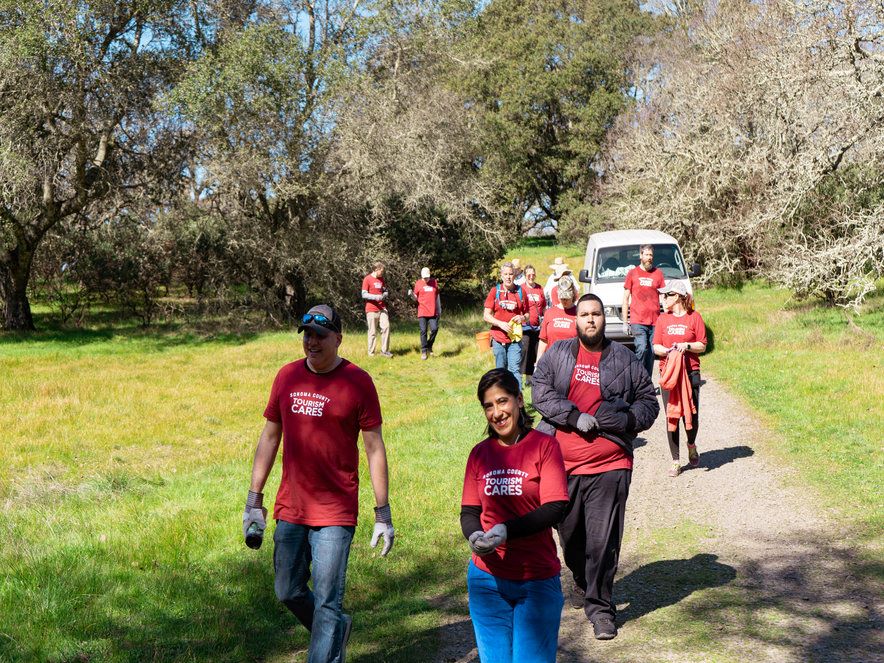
[659,350,696,432]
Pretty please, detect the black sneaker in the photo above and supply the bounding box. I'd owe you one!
[568,584,585,610]
[592,616,618,640]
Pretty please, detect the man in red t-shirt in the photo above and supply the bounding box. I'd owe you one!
[622,244,666,379]
[410,266,441,360]
[243,304,395,662]
[483,261,529,388]
[519,264,547,381]
[531,294,659,641]
[362,261,392,357]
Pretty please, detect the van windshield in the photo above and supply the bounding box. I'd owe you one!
[595,244,687,283]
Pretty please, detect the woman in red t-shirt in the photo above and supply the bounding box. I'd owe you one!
[461,368,568,662]
[653,281,708,477]
[536,275,578,363]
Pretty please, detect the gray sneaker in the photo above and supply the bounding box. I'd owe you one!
[592,616,617,640]
[340,613,353,663]
[569,584,586,609]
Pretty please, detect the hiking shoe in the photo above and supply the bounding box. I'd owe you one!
[687,444,700,468]
[570,585,586,609]
[341,613,353,663]
[592,616,617,640]
[421,350,428,360]
[569,584,586,609]
[668,462,681,478]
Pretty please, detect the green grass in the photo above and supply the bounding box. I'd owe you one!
[2,265,881,661]
[696,282,884,542]
[0,317,498,662]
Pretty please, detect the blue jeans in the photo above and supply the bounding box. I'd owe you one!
[467,561,563,663]
[491,339,522,389]
[630,323,655,378]
[273,520,355,663]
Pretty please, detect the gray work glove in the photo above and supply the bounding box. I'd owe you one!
[576,413,598,433]
[482,523,507,552]
[370,504,395,556]
[468,531,496,556]
[243,490,268,548]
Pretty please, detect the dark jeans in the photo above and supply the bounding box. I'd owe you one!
[630,323,655,378]
[662,370,701,460]
[418,316,439,352]
[273,520,355,663]
[520,327,541,376]
[557,470,631,624]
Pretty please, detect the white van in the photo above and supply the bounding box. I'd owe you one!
[577,229,700,343]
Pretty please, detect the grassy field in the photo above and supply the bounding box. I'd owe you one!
[1,241,881,661]
[698,282,884,542]
[0,307,499,662]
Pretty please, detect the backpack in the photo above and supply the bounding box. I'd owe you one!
[495,284,524,305]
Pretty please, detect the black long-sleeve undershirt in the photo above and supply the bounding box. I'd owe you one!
[460,500,568,541]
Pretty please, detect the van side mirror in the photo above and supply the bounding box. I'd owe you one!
[578,269,591,283]
[689,263,702,278]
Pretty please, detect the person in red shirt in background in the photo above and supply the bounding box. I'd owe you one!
[536,275,577,363]
[531,294,658,641]
[653,280,707,477]
[484,262,529,388]
[622,244,666,379]
[519,264,546,383]
[410,266,441,360]
[461,368,568,663]
[243,304,395,663]
[362,261,392,358]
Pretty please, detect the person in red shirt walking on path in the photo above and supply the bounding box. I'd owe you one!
[536,275,578,363]
[243,305,395,663]
[519,265,547,382]
[484,262,529,388]
[362,261,392,358]
[410,266,441,360]
[653,281,707,477]
[461,368,569,663]
[532,294,659,641]
[622,245,666,378]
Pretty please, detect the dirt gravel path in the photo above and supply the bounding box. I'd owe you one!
[436,374,882,663]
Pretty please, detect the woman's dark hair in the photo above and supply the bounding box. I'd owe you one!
[476,368,534,438]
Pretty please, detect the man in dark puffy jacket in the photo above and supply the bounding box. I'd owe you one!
[532,293,659,640]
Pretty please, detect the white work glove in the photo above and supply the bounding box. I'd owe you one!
[243,490,268,549]
[370,504,395,556]
[576,413,598,433]
[482,524,507,552]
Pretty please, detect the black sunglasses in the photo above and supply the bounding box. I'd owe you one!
[301,313,337,330]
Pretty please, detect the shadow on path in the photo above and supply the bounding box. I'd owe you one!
[700,445,754,471]
[615,553,737,625]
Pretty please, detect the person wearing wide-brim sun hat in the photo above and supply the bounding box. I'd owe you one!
[544,257,572,307]
[652,281,708,477]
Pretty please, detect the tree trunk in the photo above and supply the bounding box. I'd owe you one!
[0,247,36,331]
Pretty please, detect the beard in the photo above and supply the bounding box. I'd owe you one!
[577,324,605,348]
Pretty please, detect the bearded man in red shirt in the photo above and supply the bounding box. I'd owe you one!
[531,294,658,641]
[243,305,395,662]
